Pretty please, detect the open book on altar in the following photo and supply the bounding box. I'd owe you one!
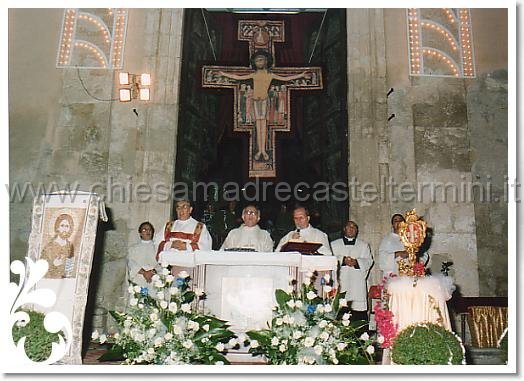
[280,241,323,255]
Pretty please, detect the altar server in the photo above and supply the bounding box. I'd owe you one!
[127,222,159,289]
[220,204,273,252]
[276,206,332,255]
[155,199,212,260]
[331,220,373,321]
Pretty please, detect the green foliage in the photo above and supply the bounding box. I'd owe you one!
[245,272,376,365]
[11,309,64,362]
[391,323,465,365]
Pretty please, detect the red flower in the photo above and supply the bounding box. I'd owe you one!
[413,262,426,277]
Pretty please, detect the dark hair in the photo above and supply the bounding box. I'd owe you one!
[391,213,405,225]
[293,204,310,216]
[250,50,273,69]
[138,221,155,235]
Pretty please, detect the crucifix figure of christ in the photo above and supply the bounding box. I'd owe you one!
[202,20,323,178]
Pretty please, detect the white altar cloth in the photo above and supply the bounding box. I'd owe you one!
[159,250,338,331]
[387,275,454,331]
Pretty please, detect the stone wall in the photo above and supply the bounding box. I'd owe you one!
[9,9,185,313]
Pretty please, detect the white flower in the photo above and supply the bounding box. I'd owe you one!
[99,334,107,344]
[168,302,178,313]
[149,313,159,321]
[156,291,165,300]
[319,332,329,341]
[342,313,351,321]
[279,344,286,352]
[138,303,144,309]
[366,345,375,355]
[181,303,191,313]
[178,271,190,279]
[187,321,200,331]
[324,304,332,313]
[360,332,370,341]
[283,315,291,324]
[202,324,210,332]
[304,337,315,347]
[303,277,311,285]
[228,338,238,347]
[154,337,164,347]
[316,305,325,313]
[336,342,347,351]
[161,268,170,276]
[324,285,332,294]
[271,337,279,346]
[169,287,179,295]
[165,274,174,283]
[377,335,385,344]
[182,340,193,349]
[114,333,120,339]
[306,291,317,300]
[129,298,138,306]
[173,325,182,335]
[91,330,99,340]
[133,285,141,293]
[147,328,157,338]
[124,320,132,328]
[215,343,225,351]
[250,340,259,348]
[293,331,303,340]
[319,320,328,328]
[295,300,303,308]
[339,298,348,307]
[128,285,135,294]
[286,300,295,308]
[275,318,283,326]
[323,273,331,283]
[342,320,350,326]
[154,280,164,288]
[332,357,339,364]
[201,338,210,344]
[160,300,168,309]
[195,288,205,297]
[164,332,173,341]
[152,274,160,282]
[215,361,224,365]
[314,345,323,355]
[147,347,155,354]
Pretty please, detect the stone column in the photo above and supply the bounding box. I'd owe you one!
[346,9,391,286]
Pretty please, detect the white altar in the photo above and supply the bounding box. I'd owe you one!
[159,250,338,331]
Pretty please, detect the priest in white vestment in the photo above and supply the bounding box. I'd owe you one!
[331,220,373,321]
[127,222,159,291]
[378,213,428,276]
[155,199,212,262]
[276,206,332,255]
[220,205,273,252]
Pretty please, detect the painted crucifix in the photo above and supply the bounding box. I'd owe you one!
[202,20,323,178]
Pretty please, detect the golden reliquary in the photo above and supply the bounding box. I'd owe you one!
[397,209,427,276]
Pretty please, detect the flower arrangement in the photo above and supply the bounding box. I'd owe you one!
[244,272,376,365]
[391,323,466,365]
[373,274,398,349]
[94,265,237,365]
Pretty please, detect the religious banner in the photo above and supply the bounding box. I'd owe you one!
[203,20,323,178]
[20,192,107,364]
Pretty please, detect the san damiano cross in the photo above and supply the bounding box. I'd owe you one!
[202,20,323,178]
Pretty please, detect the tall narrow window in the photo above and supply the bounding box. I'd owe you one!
[56,8,128,69]
[407,8,475,78]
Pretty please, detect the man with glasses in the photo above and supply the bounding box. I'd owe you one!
[155,199,212,259]
[220,204,274,252]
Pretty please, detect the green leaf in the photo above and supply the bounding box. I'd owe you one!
[98,345,126,362]
[275,289,291,307]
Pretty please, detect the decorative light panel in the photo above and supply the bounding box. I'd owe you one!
[407,8,475,78]
[57,8,128,69]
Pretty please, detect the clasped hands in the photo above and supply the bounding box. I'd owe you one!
[165,239,188,251]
